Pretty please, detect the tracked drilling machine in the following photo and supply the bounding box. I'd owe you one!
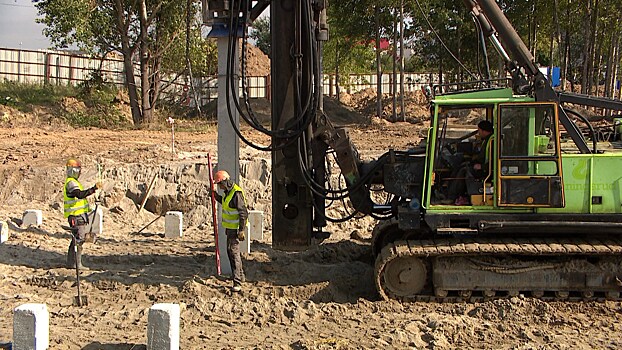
[203,0,622,301]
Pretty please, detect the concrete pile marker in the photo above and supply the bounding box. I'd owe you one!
[13,303,49,349]
[0,221,8,244]
[147,303,180,350]
[22,209,42,227]
[248,210,264,241]
[164,211,183,238]
[88,207,104,237]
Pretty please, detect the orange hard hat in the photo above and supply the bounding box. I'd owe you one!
[66,158,81,167]
[214,170,230,183]
[66,158,82,179]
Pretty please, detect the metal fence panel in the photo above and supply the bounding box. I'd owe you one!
[322,72,438,96]
[0,47,439,104]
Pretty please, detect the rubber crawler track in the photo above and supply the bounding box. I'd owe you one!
[374,237,622,302]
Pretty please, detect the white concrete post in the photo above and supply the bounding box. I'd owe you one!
[22,210,42,227]
[13,303,49,350]
[88,207,103,235]
[147,303,180,350]
[248,210,264,241]
[216,35,240,275]
[240,227,251,254]
[0,220,8,243]
[164,211,183,238]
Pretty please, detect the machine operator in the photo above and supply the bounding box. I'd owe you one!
[447,120,494,205]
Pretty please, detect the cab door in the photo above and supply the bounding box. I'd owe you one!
[496,102,565,207]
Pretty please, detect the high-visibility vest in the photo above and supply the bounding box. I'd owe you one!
[474,134,492,164]
[222,184,246,230]
[63,178,90,218]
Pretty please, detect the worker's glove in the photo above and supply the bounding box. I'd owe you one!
[211,183,218,192]
[237,230,245,241]
[95,181,103,189]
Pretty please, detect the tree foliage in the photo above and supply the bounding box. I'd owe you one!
[325,0,622,99]
[322,0,376,96]
[35,0,215,124]
[249,16,271,57]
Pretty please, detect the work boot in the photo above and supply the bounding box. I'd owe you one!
[454,196,470,206]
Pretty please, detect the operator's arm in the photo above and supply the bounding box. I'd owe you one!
[210,188,223,203]
[66,180,97,199]
[229,192,248,229]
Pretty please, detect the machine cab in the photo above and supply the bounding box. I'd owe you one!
[496,102,564,207]
[427,93,565,209]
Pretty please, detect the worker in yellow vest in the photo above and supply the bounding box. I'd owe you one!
[63,158,101,270]
[212,170,248,292]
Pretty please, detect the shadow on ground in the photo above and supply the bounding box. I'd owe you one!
[1,223,378,303]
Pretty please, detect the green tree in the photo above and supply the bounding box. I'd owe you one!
[249,16,271,57]
[323,0,376,100]
[410,0,483,84]
[35,0,212,125]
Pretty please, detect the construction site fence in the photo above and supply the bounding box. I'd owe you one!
[0,47,439,106]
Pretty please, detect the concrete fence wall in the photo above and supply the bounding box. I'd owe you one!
[0,47,125,85]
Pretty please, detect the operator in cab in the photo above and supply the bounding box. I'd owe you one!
[447,120,494,205]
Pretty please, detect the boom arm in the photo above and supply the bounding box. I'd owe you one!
[312,113,375,215]
[463,0,593,154]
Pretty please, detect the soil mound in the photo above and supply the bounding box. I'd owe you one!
[202,96,370,127]
[323,96,370,126]
[341,88,430,124]
[244,45,270,76]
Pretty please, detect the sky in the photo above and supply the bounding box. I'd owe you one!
[0,0,52,50]
[0,0,266,51]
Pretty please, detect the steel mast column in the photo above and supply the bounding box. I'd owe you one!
[271,0,313,250]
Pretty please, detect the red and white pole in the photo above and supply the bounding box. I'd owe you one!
[207,153,221,275]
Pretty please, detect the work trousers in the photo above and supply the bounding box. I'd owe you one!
[225,229,245,285]
[67,214,90,266]
[447,166,469,200]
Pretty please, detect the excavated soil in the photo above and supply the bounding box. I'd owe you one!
[1,96,622,349]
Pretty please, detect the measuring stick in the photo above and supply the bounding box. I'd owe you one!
[207,153,221,275]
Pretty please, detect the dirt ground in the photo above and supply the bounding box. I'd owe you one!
[1,96,622,350]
